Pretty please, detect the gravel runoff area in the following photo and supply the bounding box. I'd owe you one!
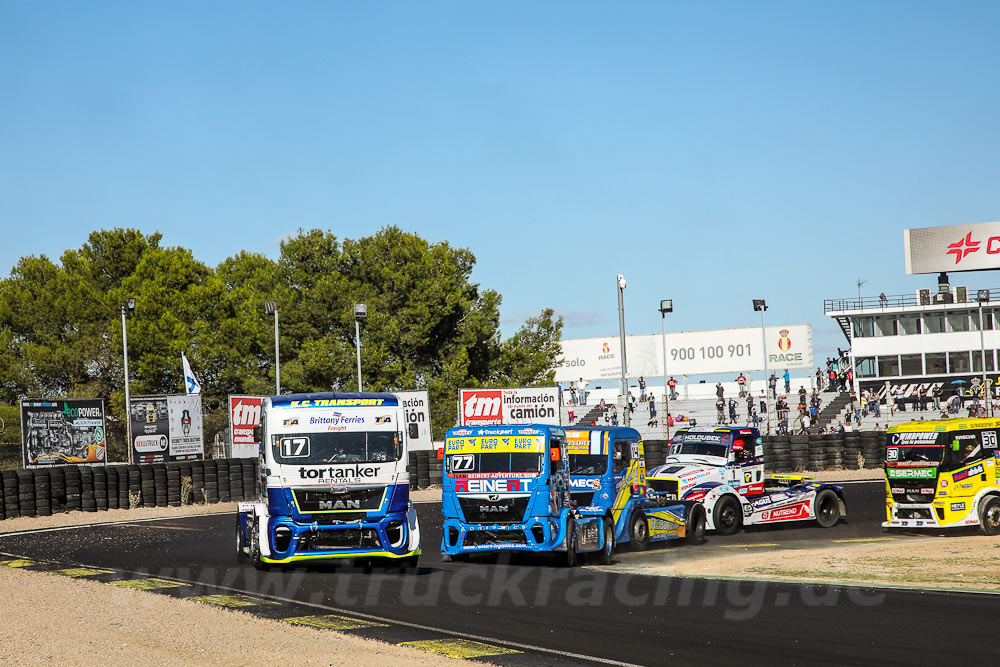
[0,504,447,666]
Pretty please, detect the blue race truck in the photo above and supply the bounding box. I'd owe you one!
[565,426,707,550]
[441,424,705,565]
[235,393,421,571]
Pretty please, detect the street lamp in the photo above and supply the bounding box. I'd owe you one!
[752,299,773,435]
[354,303,367,392]
[121,298,135,463]
[617,274,629,426]
[659,299,673,439]
[978,290,990,416]
[264,301,280,395]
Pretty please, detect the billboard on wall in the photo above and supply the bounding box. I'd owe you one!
[396,390,433,450]
[458,386,561,426]
[20,399,107,467]
[229,395,264,459]
[905,221,1000,274]
[130,395,204,463]
[556,324,814,382]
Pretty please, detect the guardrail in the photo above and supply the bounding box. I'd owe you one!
[825,288,1000,314]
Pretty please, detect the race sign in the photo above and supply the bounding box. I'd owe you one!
[20,399,107,467]
[396,390,433,451]
[458,387,561,427]
[130,395,204,464]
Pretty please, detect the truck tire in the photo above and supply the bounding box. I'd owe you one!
[815,489,842,528]
[236,516,249,563]
[713,495,742,535]
[979,495,1000,535]
[685,503,707,544]
[596,517,614,565]
[559,517,578,567]
[249,517,268,570]
[628,513,650,551]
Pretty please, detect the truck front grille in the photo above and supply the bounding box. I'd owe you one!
[458,497,529,524]
[300,528,381,551]
[293,486,386,513]
[465,529,527,546]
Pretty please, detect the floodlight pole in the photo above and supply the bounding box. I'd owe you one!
[617,275,629,426]
[979,290,990,416]
[354,303,367,392]
[265,302,280,395]
[754,299,773,435]
[659,299,673,440]
[121,298,135,463]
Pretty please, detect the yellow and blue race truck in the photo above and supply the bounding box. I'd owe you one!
[235,392,421,570]
[883,418,1000,534]
[565,426,708,550]
[441,424,705,565]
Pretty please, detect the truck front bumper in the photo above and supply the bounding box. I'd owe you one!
[440,514,605,556]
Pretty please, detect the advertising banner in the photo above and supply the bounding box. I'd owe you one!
[905,221,1000,274]
[458,386,561,426]
[396,390,433,451]
[555,324,814,382]
[20,399,107,467]
[167,395,204,460]
[229,395,264,459]
[130,395,203,463]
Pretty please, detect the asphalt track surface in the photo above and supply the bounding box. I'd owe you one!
[2,480,997,666]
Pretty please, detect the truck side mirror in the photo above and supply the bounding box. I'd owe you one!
[252,426,262,442]
[408,423,419,440]
[550,447,561,462]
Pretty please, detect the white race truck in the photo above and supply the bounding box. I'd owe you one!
[236,392,421,570]
[646,426,845,534]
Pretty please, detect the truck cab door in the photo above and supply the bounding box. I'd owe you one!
[727,436,764,495]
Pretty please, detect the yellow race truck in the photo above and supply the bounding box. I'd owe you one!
[883,418,1000,534]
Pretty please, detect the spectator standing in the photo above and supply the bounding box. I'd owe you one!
[816,367,824,391]
[609,404,619,426]
[879,292,888,307]
[577,378,589,405]
[728,398,738,424]
[716,382,725,400]
[648,394,657,421]
[569,383,577,406]
[639,377,647,401]
[737,372,747,397]
[784,369,790,394]
[667,376,678,400]
[829,369,837,392]
[716,397,725,423]
[769,373,777,398]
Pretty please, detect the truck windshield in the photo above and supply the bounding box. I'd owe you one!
[569,454,607,476]
[447,453,542,475]
[272,431,400,465]
[883,444,943,466]
[669,433,731,458]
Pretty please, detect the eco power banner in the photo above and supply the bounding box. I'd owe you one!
[458,386,561,427]
[229,395,264,459]
[20,399,107,467]
[396,390,433,451]
[130,395,204,463]
[555,324,814,382]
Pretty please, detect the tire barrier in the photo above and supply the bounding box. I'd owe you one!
[641,433,885,473]
[408,450,442,489]
[0,458,259,521]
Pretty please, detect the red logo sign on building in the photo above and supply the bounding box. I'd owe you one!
[777,329,792,351]
[461,390,503,425]
[947,232,981,265]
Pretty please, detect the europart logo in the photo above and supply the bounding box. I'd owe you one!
[947,232,981,264]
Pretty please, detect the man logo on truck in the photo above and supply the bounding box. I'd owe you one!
[319,499,361,510]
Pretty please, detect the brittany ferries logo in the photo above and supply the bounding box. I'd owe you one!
[946,231,1000,265]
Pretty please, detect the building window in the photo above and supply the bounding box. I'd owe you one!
[973,351,996,373]
[947,311,970,333]
[900,354,923,376]
[924,312,945,334]
[856,357,876,378]
[898,314,921,335]
[853,317,874,338]
[877,355,900,377]
[949,351,971,374]
[875,316,897,337]
[926,352,947,375]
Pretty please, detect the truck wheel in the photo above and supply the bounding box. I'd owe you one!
[713,496,742,536]
[559,517,578,567]
[596,517,614,565]
[979,495,1000,535]
[235,516,248,563]
[628,513,650,551]
[249,520,268,571]
[815,489,841,528]
[685,504,707,545]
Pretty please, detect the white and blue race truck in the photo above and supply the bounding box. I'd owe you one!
[441,424,704,565]
[236,392,421,570]
[646,426,846,534]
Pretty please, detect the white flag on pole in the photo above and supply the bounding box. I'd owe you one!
[182,353,202,395]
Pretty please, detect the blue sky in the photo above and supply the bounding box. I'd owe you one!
[2,1,999,365]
